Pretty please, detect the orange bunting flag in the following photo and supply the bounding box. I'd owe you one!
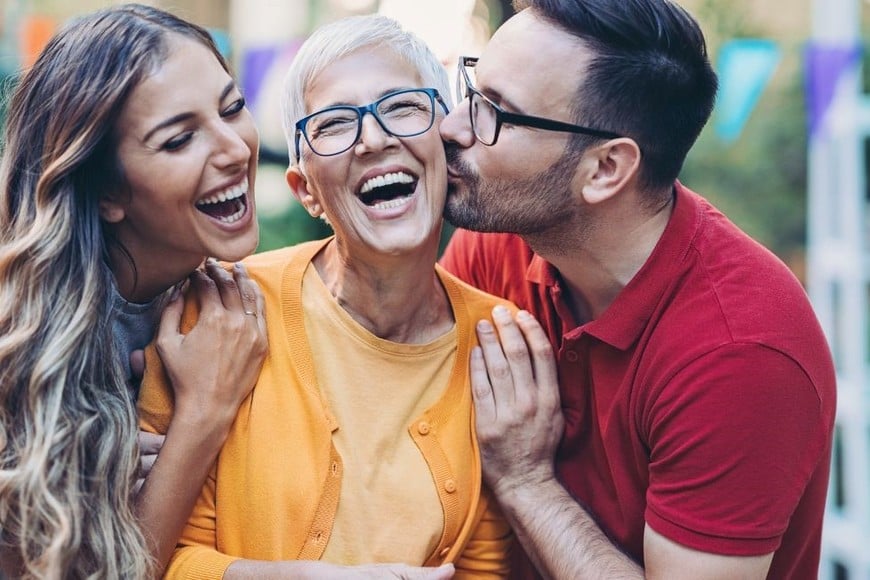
[20,15,57,68]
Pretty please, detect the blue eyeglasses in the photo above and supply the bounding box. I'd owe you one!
[295,88,449,158]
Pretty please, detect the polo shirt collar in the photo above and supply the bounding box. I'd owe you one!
[526,251,557,287]
[525,182,702,350]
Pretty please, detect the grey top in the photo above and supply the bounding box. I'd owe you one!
[110,282,166,395]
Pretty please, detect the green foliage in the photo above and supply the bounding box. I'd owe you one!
[0,72,19,146]
[679,0,809,275]
[255,197,333,253]
[680,71,808,269]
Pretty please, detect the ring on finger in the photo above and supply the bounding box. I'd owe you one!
[244,310,257,317]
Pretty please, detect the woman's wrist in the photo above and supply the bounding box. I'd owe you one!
[166,403,237,446]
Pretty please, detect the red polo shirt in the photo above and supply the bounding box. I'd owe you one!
[440,183,836,579]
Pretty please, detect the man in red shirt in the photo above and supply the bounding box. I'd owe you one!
[438,1,837,578]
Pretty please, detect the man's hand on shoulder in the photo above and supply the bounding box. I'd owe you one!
[470,305,563,496]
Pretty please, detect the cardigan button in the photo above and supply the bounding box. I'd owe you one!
[444,479,457,493]
[565,350,579,362]
[417,421,431,435]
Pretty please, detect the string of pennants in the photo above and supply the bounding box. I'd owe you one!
[13,15,866,145]
[716,38,863,142]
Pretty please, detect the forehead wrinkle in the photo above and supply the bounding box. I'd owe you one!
[303,47,427,115]
[305,85,422,113]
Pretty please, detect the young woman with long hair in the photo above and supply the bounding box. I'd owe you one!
[0,4,267,578]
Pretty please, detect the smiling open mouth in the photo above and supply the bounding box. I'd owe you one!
[196,179,249,224]
[358,171,417,209]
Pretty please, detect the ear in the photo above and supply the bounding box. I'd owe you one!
[98,197,126,224]
[578,138,642,205]
[285,165,323,218]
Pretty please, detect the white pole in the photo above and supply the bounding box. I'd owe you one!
[809,0,868,577]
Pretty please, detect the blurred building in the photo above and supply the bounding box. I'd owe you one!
[807,1,869,578]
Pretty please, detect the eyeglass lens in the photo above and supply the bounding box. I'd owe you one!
[458,62,498,146]
[469,92,498,145]
[304,90,436,156]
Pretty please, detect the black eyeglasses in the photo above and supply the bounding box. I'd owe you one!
[295,88,449,158]
[456,56,623,146]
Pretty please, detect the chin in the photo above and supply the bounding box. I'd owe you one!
[217,234,260,263]
[382,235,439,257]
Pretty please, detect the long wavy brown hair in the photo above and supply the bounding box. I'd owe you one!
[0,4,229,578]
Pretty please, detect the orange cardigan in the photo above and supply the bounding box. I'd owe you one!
[138,239,514,579]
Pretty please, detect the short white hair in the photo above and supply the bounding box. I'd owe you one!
[281,14,452,165]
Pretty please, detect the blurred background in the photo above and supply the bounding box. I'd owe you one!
[0,0,867,577]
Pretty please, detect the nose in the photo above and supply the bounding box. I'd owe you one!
[354,112,398,155]
[212,120,253,169]
[439,100,474,147]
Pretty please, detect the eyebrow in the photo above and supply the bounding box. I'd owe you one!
[471,62,535,117]
[142,80,237,142]
[478,82,527,116]
[493,89,540,119]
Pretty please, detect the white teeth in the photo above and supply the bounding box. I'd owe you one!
[371,195,413,210]
[217,200,246,223]
[359,171,414,194]
[197,177,249,206]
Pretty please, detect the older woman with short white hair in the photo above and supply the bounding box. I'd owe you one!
[140,13,514,579]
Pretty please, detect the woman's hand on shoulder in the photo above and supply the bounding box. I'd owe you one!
[156,259,267,433]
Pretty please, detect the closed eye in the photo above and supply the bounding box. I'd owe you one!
[161,132,193,152]
[381,101,429,118]
[221,97,246,117]
[310,114,358,138]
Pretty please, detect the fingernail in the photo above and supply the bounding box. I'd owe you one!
[517,310,533,321]
[492,305,511,320]
[169,284,181,301]
[477,319,492,332]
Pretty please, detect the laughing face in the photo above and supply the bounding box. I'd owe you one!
[287,46,447,259]
[104,33,259,298]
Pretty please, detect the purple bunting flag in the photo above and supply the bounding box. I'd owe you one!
[241,46,281,113]
[804,42,862,138]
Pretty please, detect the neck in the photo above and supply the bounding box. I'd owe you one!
[108,244,198,303]
[527,188,674,323]
[314,239,453,344]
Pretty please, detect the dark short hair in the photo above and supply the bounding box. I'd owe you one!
[513,0,718,191]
